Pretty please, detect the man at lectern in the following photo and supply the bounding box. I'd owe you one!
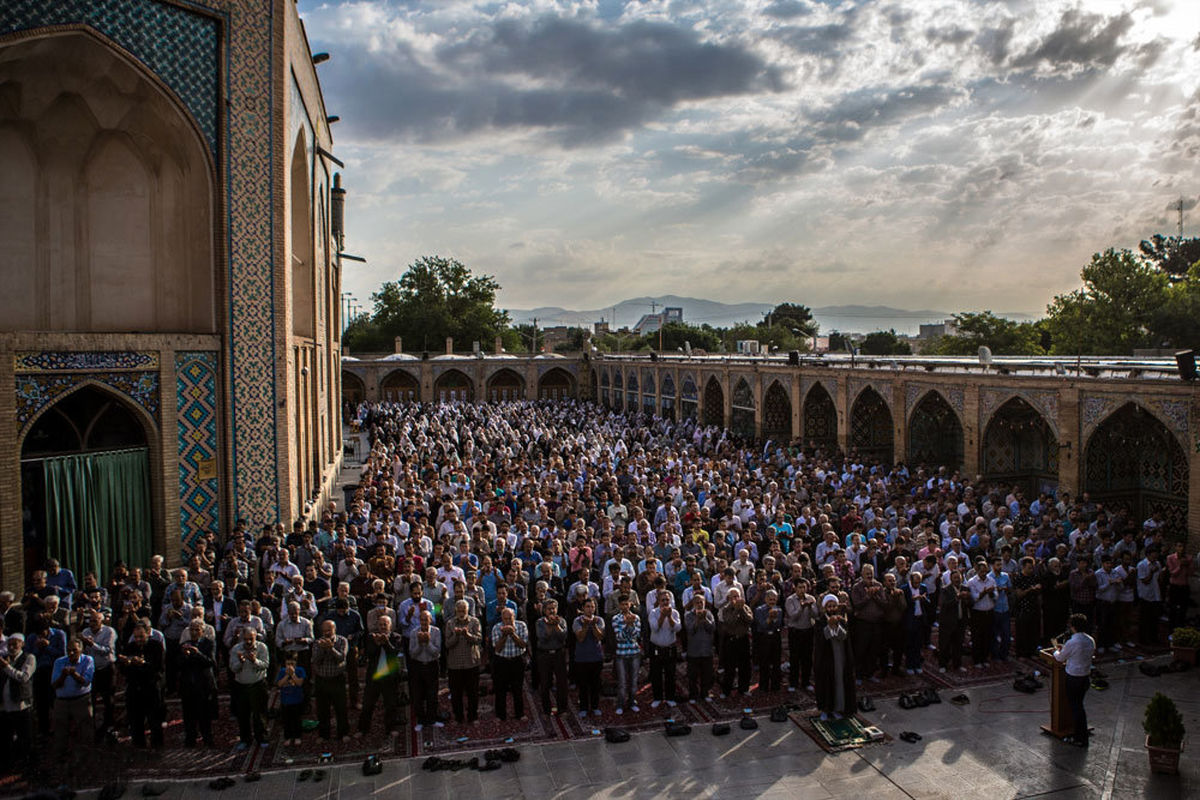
[1052,614,1096,748]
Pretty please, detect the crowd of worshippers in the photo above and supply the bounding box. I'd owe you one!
[1,400,1194,774]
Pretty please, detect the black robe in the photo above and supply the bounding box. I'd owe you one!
[812,616,856,715]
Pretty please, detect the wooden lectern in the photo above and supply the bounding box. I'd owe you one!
[1039,647,1073,739]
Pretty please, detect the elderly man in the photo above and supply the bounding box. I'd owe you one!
[407,610,442,731]
[648,590,682,707]
[0,632,36,774]
[276,600,314,692]
[229,626,270,750]
[491,606,528,721]
[52,637,95,760]
[358,614,406,735]
[311,619,350,741]
[445,599,483,723]
[179,618,217,747]
[718,587,754,698]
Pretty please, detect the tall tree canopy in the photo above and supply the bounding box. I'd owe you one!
[1139,235,1200,281]
[761,303,818,336]
[344,256,513,353]
[1043,249,1168,355]
[926,312,1045,356]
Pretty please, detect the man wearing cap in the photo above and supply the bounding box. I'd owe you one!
[0,632,35,773]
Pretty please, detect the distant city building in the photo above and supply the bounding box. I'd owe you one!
[919,319,958,339]
[593,318,610,335]
[633,306,683,335]
[541,326,570,350]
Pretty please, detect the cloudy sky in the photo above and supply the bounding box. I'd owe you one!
[299,0,1200,320]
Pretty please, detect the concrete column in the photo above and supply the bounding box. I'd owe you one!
[445,337,453,355]
[393,337,403,354]
[963,383,980,478]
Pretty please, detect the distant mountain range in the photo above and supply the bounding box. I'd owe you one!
[505,296,1036,336]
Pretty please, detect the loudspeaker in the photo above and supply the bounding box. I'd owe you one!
[421,351,429,361]
[1175,350,1196,381]
[788,350,800,366]
[650,352,658,362]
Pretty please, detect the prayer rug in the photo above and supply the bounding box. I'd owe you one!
[794,713,883,752]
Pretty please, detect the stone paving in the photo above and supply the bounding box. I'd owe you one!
[47,658,1196,800]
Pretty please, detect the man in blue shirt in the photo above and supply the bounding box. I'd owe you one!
[51,638,94,760]
[990,557,1012,661]
[44,559,77,611]
[28,620,66,736]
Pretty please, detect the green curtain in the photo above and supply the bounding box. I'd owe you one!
[43,449,152,582]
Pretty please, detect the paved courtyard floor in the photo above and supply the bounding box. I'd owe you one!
[52,658,1197,800]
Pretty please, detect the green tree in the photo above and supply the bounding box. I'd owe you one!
[926,311,1044,356]
[761,303,818,336]
[827,330,850,352]
[859,329,912,355]
[1044,248,1168,355]
[1139,234,1200,281]
[345,256,511,354]
[1149,262,1200,348]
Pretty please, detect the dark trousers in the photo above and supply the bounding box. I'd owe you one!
[788,628,813,687]
[1167,584,1190,630]
[536,649,567,712]
[884,621,905,672]
[1015,613,1040,658]
[0,709,33,773]
[409,659,440,725]
[359,677,400,733]
[281,702,304,740]
[127,692,165,748]
[92,665,115,732]
[33,667,53,736]
[1095,601,1114,649]
[181,689,214,745]
[315,675,349,739]
[449,666,480,722]
[939,623,964,669]
[904,618,926,670]
[755,634,781,692]
[688,654,714,699]
[721,636,752,694]
[853,620,881,677]
[346,645,360,707]
[1065,673,1090,742]
[1139,600,1163,645]
[575,660,602,712]
[492,655,525,720]
[649,645,678,701]
[232,680,268,744]
[164,638,182,693]
[970,609,994,665]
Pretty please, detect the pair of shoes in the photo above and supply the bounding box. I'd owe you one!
[615,708,624,715]
[899,731,922,743]
[578,710,588,718]
[787,686,797,693]
[414,723,424,731]
[433,721,446,728]
[141,784,168,797]
[650,700,661,709]
[1063,736,1089,748]
[235,742,249,752]
[244,773,261,783]
[666,700,677,707]
[207,777,236,791]
[631,705,640,713]
[298,770,313,782]
[950,694,970,706]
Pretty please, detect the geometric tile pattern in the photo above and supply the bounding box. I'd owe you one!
[14,350,159,372]
[979,387,1059,436]
[848,377,890,409]
[16,370,160,430]
[906,382,964,421]
[0,0,220,154]
[176,351,219,559]
[226,0,281,524]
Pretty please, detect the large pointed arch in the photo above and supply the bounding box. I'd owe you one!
[680,373,698,420]
[982,396,1058,496]
[850,386,893,464]
[908,390,964,469]
[341,370,366,405]
[731,377,755,438]
[21,383,157,583]
[762,380,792,442]
[1085,402,1188,537]
[434,368,474,402]
[486,368,525,402]
[380,369,419,402]
[804,382,837,453]
[538,367,575,400]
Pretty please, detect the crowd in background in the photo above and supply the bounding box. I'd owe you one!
[1,399,1194,775]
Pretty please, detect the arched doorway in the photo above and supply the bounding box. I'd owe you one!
[731,378,755,438]
[538,367,575,400]
[983,397,1058,496]
[381,369,419,402]
[680,374,698,420]
[908,391,964,470]
[1086,403,1188,537]
[660,373,677,420]
[762,380,791,443]
[435,369,474,402]
[487,368,525,402]
[850,387,893,465]
[804,383,837,453]
[613,371,624,411]
[21,385,154,582]
[703,377,724,427]
[342,371,366,405]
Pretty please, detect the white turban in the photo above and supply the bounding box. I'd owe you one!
[821,594,839,608]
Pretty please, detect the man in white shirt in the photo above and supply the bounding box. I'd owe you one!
[964,561,997,668]
[1136,547,1163,646]
[1053,614,1096,748]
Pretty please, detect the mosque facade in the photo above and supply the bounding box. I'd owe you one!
[0,0,346,592]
